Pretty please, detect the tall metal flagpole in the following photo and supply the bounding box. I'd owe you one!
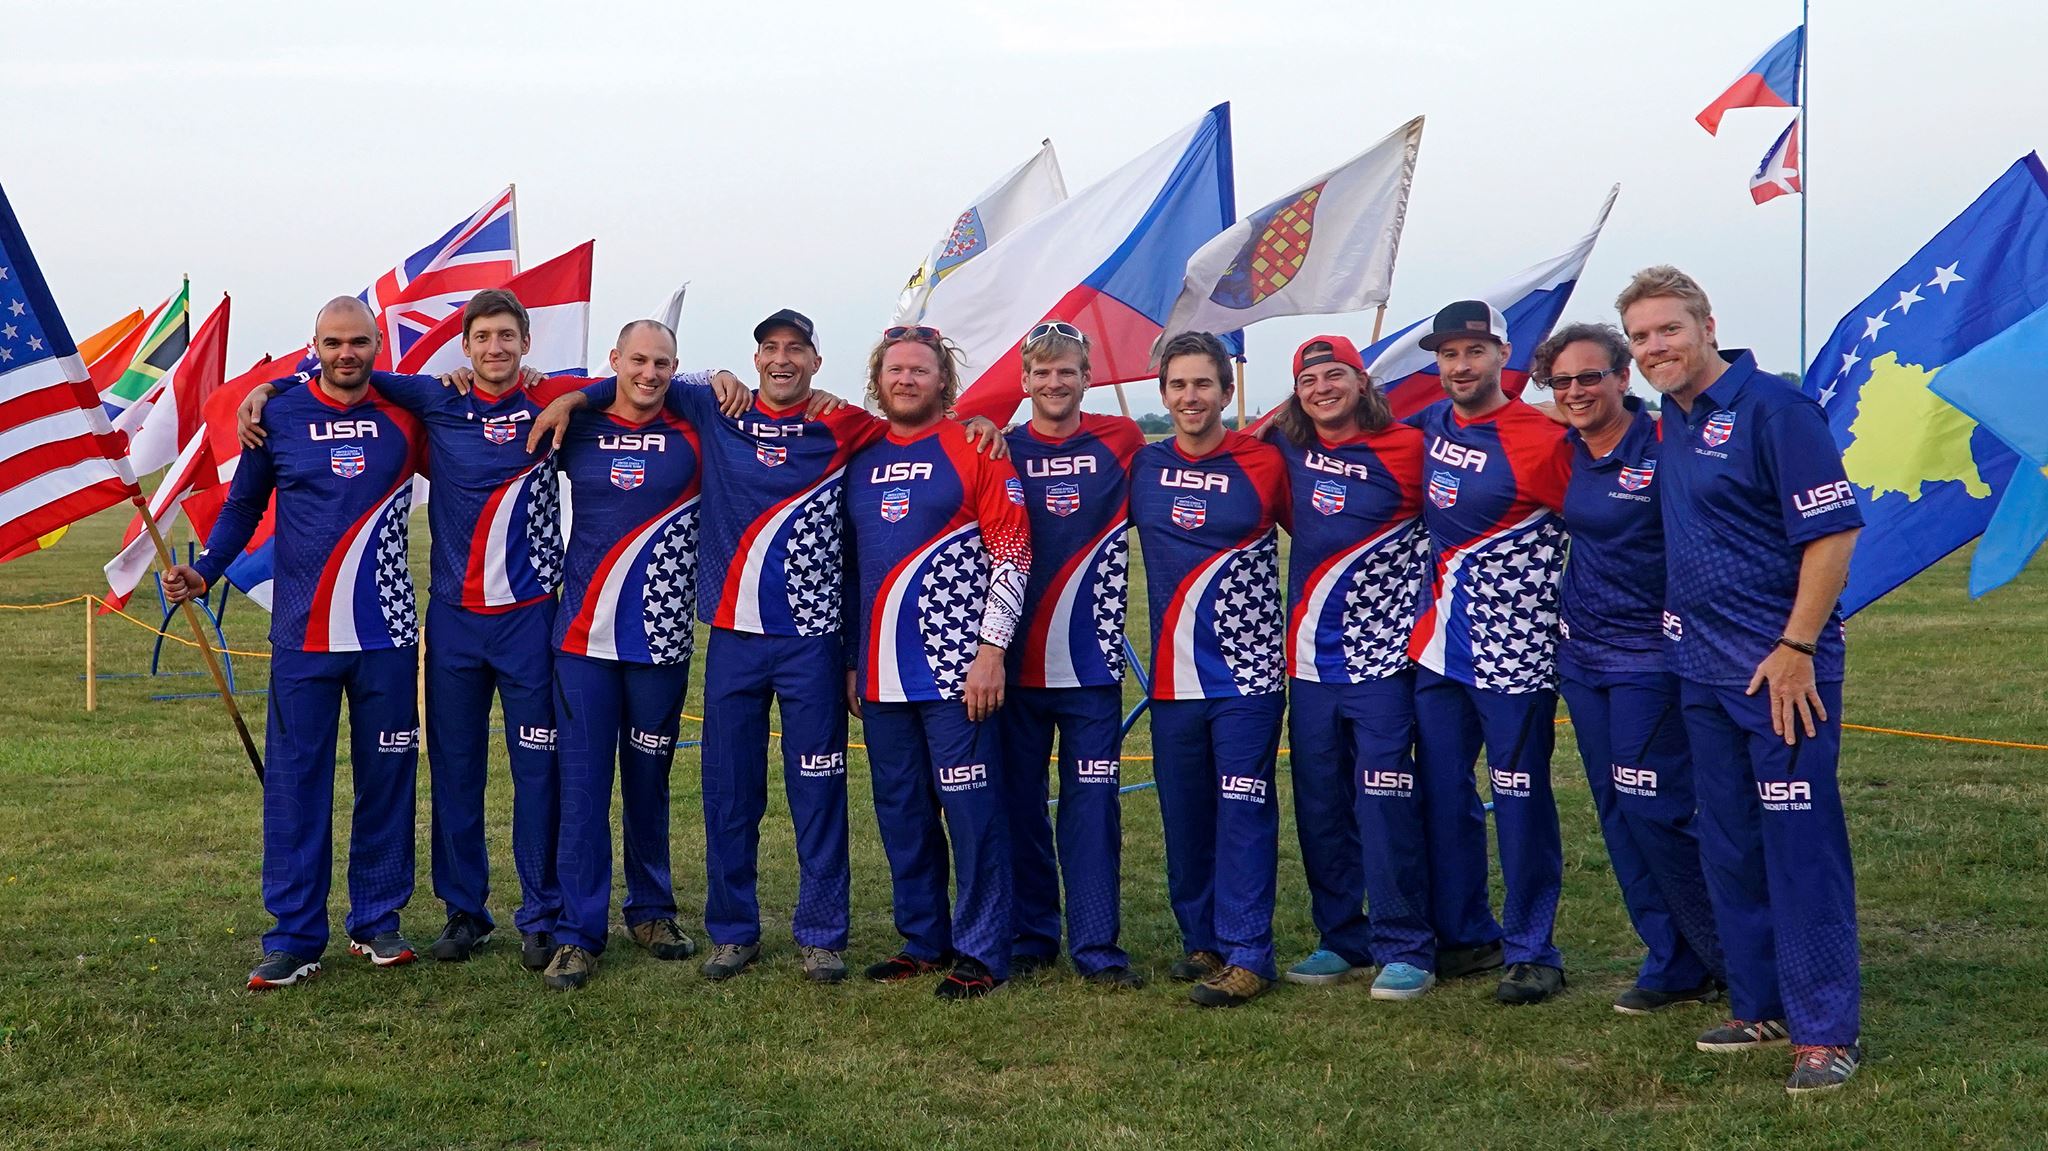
[1799,2,1810,369]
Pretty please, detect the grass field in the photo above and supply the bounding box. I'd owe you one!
[1,508,2045,1149]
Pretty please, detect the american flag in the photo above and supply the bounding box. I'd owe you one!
[360,186,519,369]
[0,181,140,561]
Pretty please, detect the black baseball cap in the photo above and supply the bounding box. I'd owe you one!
[753,308,818,349]
[1417,299,1509,351]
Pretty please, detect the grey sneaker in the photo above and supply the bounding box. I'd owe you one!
[1786,1044,1862,1094]
[700,942,760,981]
[799,945,847,984]
[627,918,697,961]
[247,950,321,990]
[348,931,418,967]
[1697,1017,1791,1053]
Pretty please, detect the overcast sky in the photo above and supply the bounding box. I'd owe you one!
[5,0,2044,415]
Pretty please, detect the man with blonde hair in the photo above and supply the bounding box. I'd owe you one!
[1617,265,1863,1094]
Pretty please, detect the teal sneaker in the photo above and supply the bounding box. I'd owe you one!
[1370,962,1437,1001]
[1283,949,1363,986]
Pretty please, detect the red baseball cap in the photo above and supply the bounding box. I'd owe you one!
[1293,334,1366,379]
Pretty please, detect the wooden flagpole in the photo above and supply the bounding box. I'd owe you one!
[84,597,97,713]
[1371,303,1388,343]
[134,496,264,780]
[1234,359,1248,428]
[1112,382,1131,417]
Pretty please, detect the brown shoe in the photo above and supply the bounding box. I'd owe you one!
[543,945,597,990]
[1168,950,1226,983]
[627,918,698,960]
[1189,964,1271,1008]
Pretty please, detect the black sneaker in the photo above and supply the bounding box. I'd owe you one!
[1495,962,1567,1005]
[1437,940,1505,980]
[1696,1017,1791,1053]
[935,958,1002,1000]
[865,952,948,983]
[700,942,761,981]
[247,951,321,990]
[626,918,697,960]
[1614,979,1720,1016]
[429,913,493,962]
[348,931,418,967]
[520,932,553,972]
[1010,951,1058,977]
[1168,950,1225,983]
[543,944,596,991]
[1083,965,1147,990]
[1786,1043,1862,1094]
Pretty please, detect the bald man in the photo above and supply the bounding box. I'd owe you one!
[167,297,430,989]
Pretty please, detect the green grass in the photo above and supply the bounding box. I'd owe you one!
[2,510,2045,1149]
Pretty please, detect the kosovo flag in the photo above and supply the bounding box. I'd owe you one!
[1805,153,2048,614]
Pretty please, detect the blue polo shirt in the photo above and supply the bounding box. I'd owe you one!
[1659,350,1863,687]
[1559,397,1665,680]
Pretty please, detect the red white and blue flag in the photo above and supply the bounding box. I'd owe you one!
[361,186,519,369]
[0,181,141,561]
[1364,184,1620,419]
[1750,118,1802,204]
[929,105,1236,425]
[398,240,591,376]
[1697,26,1803,135]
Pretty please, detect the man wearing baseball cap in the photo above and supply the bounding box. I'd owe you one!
[1268,334,1432,995]
[1405,300,1575,1005]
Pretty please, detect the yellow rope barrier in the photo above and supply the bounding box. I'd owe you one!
[10,597,2048,753]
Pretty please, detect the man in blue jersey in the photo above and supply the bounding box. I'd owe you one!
[1618,267,1863,1094]
[1000,321,1147,989]
[1406,301,1574,1006]
[1534,322,1724,1016]
[166,297,428,989]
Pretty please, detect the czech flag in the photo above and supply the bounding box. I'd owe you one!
[932,105,1235,426]
[1697,26,1803,135]
[1365,185,1619,419]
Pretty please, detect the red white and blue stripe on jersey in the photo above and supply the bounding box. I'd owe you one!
[1130,431,1289,701]
[1276,424,1429,684]
[848,422,1032,703]
[1005,413,1147,688]
[1407,398,1572,693]
[552,408,702,665]
[192,383,426,653]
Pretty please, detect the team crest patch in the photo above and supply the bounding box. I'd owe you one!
[1702,411,1736,448]
[610,456,645,491]
[1170,495,1207,530]
[482,421,518,445]
[1207,183,1326,310]
[1006,476,1025,506]
[1311,479,1346,516]
[881,487,911,523]
[330,445,366,479]
[1046,481,1081,518]
[1428,470,1460,509]
[1618,461,1657,491]
[756,442,787,467]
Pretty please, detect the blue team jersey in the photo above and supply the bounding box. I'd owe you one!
[1659,350,1864,687]
[1130,431,1289,701]
[1004,413,1147,688]
[552,407,703,665]
[1276,424,1430,685]
[194,381,426,653]
[1407,397,1572,694]
[847,422,1033,703]
[1559,399,1668,678]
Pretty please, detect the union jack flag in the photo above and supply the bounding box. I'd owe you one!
[360,187,520,370]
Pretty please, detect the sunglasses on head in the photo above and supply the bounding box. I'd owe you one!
[1023,320,1085,349]
[1538,368,1620,391]
[883,325,943,344]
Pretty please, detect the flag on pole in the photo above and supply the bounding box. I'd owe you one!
[894,141,1068,326]
[0,308,149,560]
[0,180,141,562]
[1364,184,1620,419]
[1803,153,2048,615]
[932,106,1236,426]
[1749,118,1802,204]
[399,241,593,375]
[88,303,160,393]
[657,282,689,332]
[115,294,230,476]
[1697,26,1804,135]
[1923,300,2048,595]
[361,185,519,369]
[1162,116,1423,342]
[100,279,189,422]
